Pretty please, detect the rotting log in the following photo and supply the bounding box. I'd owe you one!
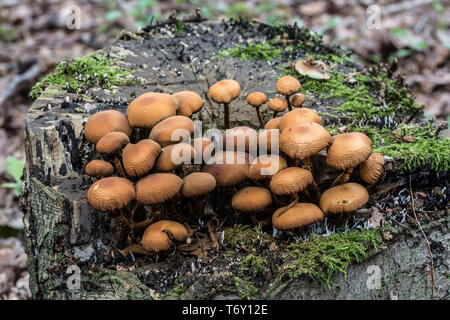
[22,19,449,300]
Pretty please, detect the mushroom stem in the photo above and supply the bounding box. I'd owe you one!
[301,157,312,172]
[307,181,321,203]
[327,212,352,226]
[272,111,278,119]
[207,221,219,249]
[223,103,231,129]
[130,217,156,230]
[331,167,353,187]
[285,95,292,111]
[257,217,272,227]
[112,156,126,178]
[255,107,265,128]
[116,210,131,249]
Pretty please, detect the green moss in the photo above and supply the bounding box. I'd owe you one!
[233,276,259,300]
[215,40,283,61]
[326,122,450,173]
[283,228,383,287]
[238,254,268,278]
[224,224,274,250]
[159,280,187,299]
[29,52,139,100]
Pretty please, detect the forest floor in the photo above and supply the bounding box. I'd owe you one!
[0,0,448,299]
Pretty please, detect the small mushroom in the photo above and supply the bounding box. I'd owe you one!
[87,177,136,248]
[258,129,279,154]
[279,122,331,170]
[360,152,386,192]
[232,186,272,225]
[272,203,324,232]
[222,126,258,154]
[173,91,203,117]
[291,93,305,108]
[126,92,178,129]
[142,220,188,253]
[327,132,372,186]
[269,167,315,204]
[275,76,301,111]
[96,131,130,177]
[247,91,267,128]
[191,137,215,164]
[278,108,321,132]
[149,115,195,147]
[209,79,241,129]
[267,97,288,118]
[122,139,162,177]
[319,183,369,226]
[136,173,183,218]
[84,110,131,144]
[203,151,250,187]
[85,160,114,178]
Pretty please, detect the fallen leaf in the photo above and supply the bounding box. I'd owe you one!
[269,242,278,251]
[402,135,415,143]
[368,206,386,228]
[294,59,330,80]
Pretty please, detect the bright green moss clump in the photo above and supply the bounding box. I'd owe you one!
[215,40,283,61]
[224,224,274,250]
[29,52,138,100]
[284,228,383,287]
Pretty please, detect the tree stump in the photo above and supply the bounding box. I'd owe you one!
[22,19,449,300]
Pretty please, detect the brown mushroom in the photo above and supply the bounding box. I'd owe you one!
[319,183,369,225]
[209,79,241,129]
[291,93,305,108]
[268,97,288,118]
[96,131,130,177]
[327,132,372,186]
[222,126,258,154]
[126,92,178,129]
[275,76,301,111]
[84,110,131,144]
[142,220,188,253]
[264,117,282,130]
[270,167,315,204]
[359,152,385,185]
[278,108,322,132]
[149,115,195,147]
[203,151,250,187]
[232,186,272,225]
[155,143,196,174]
[192,137,215,164]
[247,91,267,128]
[272,203,324,231]
[173,91,203,117]
[122,139,162,177]
[279,122,331,170]
[85,160,114,178]
[249,155,287,181]
[87,177,136,248]
[258,129,279,154]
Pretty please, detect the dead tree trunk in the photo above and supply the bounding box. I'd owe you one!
[22,19,449,300]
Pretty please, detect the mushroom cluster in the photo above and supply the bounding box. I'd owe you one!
[83,77,387,256]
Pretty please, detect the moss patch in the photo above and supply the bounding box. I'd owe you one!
[233,276,260,300]
[215,40,283,61]
[283,228,383,287]
[224,224,274,250]
[29,52,139,100]
[238,254,269,278]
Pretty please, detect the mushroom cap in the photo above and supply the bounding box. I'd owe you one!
[249,155,287,180]
[149,115,194,147]
[272,203,324,230]
[209,79,241,103]
[278,108,322,131]
[232,186,272,212]
[258,129,279,153]
[155,143,196,172]
[181,172,216,198]
[87,177,135,212]
[192,137,215,163]
[268,97,288,113]
[96,131,130,155]
[173,91,203,117]
[85,160,114,177]
[319,183,369,215]
[291,93,306,108]
[122,139,162,177]
[280,122,332,160]
[276,76,301,96]
[222,126,258,153]
[203,151,250,186]
[264,117,281,130]
[142,220,188,252]
[326,132,373,171]
[84,110,131,144]
[136,173,183,205]
[246,92,267,107]
[270,167,313,196]
[360,152,385,184]
[126,92,178,128]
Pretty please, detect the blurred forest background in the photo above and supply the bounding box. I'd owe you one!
[0,0,449,299]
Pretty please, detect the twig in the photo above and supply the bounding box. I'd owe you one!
[409,176,435,300]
